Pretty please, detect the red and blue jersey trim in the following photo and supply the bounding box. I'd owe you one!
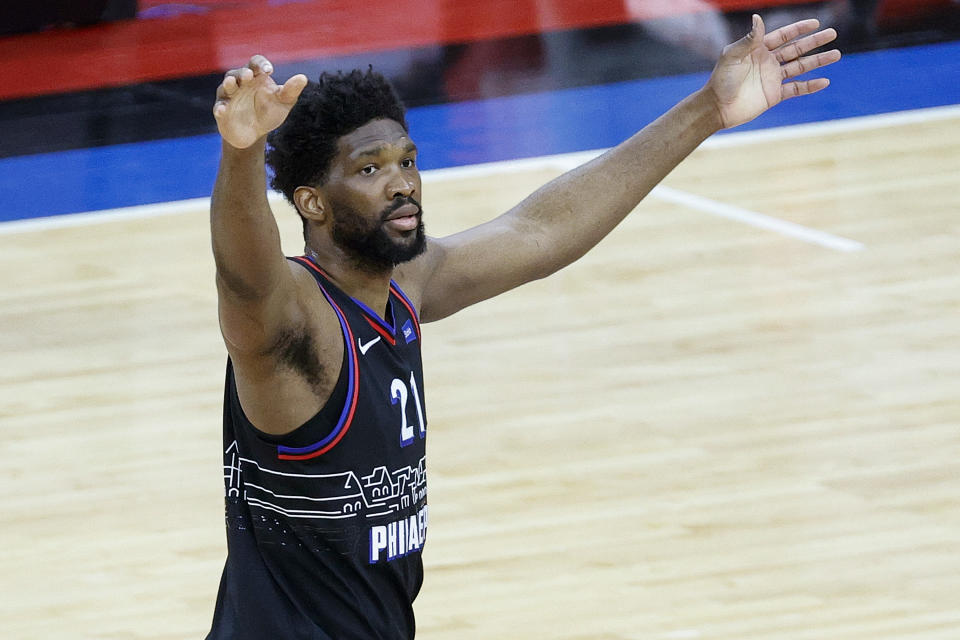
[277,257,361,461]
[348,292,399,345]
[363,315,397,346]
[389,280,421,342]
[300,254,420,344]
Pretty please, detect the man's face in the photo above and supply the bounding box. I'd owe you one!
[322,118,425,273]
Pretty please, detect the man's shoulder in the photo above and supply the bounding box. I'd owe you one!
[390,238,446,312]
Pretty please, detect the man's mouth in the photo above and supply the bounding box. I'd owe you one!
[384,203,421,232]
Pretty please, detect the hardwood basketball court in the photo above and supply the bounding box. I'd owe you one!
[1,107,958,638]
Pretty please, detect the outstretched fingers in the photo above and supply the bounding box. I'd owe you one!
[781,77,831,101]
[780,48,842,80]
[774,28,839,64]
[763,19,821,49]
[763,18,840,90]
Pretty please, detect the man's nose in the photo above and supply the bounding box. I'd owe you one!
[388,172,415,199]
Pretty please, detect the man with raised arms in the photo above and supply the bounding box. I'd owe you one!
[206,15,840,639]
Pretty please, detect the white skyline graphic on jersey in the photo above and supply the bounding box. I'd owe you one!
[224,441,426,520]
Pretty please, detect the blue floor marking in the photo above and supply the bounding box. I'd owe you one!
[1,41,957,223]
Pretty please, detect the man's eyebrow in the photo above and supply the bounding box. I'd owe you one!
[354,141,418,159]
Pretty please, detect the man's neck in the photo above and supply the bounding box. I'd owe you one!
[305,245,394,315]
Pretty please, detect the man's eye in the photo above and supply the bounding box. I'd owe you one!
[401,158,416,168]
[360,165,377,176]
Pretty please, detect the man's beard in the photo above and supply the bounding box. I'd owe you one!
[329,196,427,274]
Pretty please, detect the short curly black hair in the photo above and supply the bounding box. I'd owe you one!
[266,69,407,236]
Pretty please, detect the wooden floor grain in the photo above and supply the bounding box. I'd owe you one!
[1,111,958,639]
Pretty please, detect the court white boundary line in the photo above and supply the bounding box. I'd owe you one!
[652,186,864,252]
[2,104,957,238]
[0,197,213,235]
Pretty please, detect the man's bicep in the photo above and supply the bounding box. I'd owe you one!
[215,262,306,355]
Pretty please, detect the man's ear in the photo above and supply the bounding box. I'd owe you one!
[294,186,326,224]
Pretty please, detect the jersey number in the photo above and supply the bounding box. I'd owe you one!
[390,372,426,447]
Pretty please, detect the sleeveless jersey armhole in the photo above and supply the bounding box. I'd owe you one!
[264,256,362,460]
[225,341,350,448]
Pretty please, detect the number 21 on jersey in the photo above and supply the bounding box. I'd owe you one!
[390,372,426,447]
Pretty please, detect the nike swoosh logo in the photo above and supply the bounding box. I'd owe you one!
[358,336,381,355]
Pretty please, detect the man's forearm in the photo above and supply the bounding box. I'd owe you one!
[511,88,722,273]
[210,138,287,299]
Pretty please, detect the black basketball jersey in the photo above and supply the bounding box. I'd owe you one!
[207,255,428,640]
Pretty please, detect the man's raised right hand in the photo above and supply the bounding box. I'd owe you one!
[213,55,308,149]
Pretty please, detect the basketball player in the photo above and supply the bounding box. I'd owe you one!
[206,15,840,639]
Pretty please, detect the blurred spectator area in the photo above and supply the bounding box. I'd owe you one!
[1,1,957,102]
[0,0,956,125]
[2,0,138,35]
